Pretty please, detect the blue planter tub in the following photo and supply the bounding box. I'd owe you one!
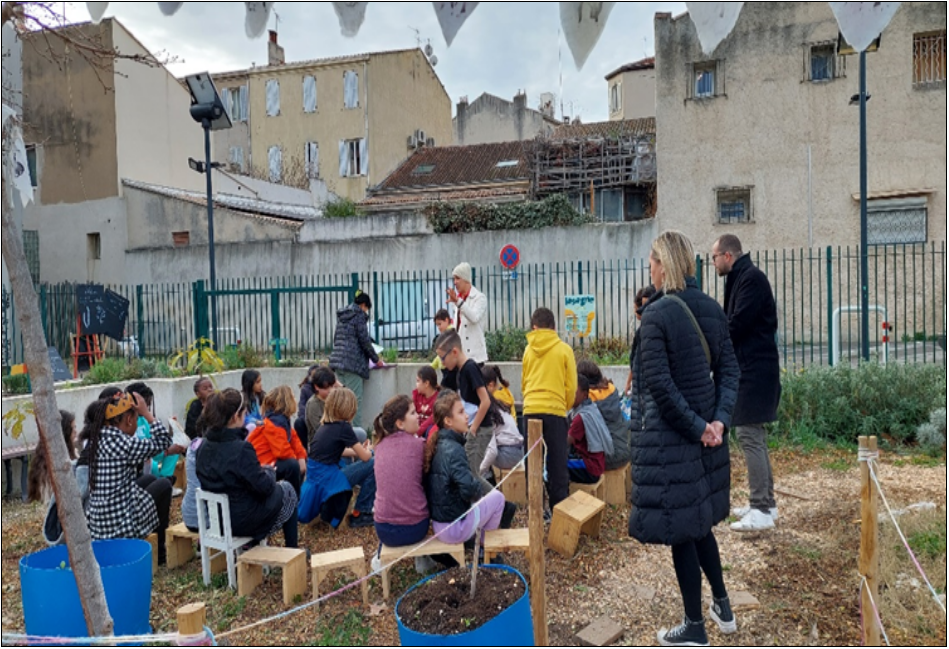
[20,539,153,645]
[396,565,534,647]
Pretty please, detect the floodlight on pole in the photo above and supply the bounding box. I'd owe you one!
[184,72,232,352]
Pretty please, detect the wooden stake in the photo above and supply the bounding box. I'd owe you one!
[177,602,207,638]
[858,436,880,647]
[528,420,549,647]
[471,529,482,599]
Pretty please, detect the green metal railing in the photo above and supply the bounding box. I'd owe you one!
[2,243,945,369]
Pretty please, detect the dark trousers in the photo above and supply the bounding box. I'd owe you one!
[567,459,599,485]
[137,474,172,564]
[525,414,569,508]
[275,458,302,497]
[375,518,430,548]
[293,417,309,453]
[672,531,728,622]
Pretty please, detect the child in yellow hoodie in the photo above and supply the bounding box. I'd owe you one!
[521,307,577,508]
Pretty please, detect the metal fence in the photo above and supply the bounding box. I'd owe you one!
[2,243,945,369]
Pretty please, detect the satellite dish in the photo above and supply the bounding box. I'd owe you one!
[424,43,434,57]
[429,55,438,67]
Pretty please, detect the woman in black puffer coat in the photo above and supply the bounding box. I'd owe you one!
[629,231,740,647]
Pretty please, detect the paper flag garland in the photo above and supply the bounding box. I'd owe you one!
[157,2,184,16]
[86,2,110,23]
[685,2,744,54]
[2,109,34,206]
[244,2,274,39]
[830,2,902,53]
[560,1,616,70]
[332,2,370,38]
[433,2,480,47]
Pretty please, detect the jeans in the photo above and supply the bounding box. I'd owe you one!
[734,423,776,512]
[336,370,365,429]
[342,458,376,514]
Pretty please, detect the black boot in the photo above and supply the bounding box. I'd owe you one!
[500,502,518,529]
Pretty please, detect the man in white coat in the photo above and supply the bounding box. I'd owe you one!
[446,262,488,364]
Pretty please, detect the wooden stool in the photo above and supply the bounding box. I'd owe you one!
[602,465,631,506]
[173,457,187,494]
[237,547,307,605]
[146,533,158,575]
[494,466,527,505]
[483,528,531,564]
[164,523,225,573]
[569,475,605,500]
[379,539,466,600]
[311,547,369,609]
[548,491,606,558]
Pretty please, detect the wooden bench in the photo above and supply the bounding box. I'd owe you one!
[146,533,158,575]
[569,475,605,500]
[311,547,369,609]
[483,528,531,564]
[237,546,307,605]
[494,465,527,505]
[602,465,631,506]
[165,523,226,572]
[548,491,606,558]
[379,538,466,600]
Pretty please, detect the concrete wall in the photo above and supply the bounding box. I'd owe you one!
[24,196,127,284]
[22,22,119,205]
[453,94,557,145]
[655,2,948,252]
[112,24,205,195]
[609,68,657,121]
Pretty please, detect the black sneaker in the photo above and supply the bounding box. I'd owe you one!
[709,597,737,634]
[348,511,375,529]
[657,618,709,647]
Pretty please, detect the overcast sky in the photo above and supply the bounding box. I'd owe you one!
[65,1,686,123]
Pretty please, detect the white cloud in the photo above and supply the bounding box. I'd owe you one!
[66,1,685,122]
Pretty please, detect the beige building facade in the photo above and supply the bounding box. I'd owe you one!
[453,92,560,145]
[212,44,452,203]
[655,2,947,252]
[606,57,657,121]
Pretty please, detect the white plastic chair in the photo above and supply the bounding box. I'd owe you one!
[195,489,254,590]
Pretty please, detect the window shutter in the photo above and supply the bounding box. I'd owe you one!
[339,140,350,177]
[344,71,359,108]
[306,142,319,178]
[359,138,369,176]
[303,75,317,113]
[269,146,282,182]
[266,79,280,117]
[221,88,233,119]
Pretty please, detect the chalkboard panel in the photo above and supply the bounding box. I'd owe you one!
[48,347,73,382]
[77,284,128,340]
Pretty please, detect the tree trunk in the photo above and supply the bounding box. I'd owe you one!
[2,119,114,637]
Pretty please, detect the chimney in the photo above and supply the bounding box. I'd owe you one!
[268,30,285,66]
[455,96,468,144]
[513,91,527,111]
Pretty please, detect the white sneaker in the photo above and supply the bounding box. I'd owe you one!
[171,488,184,498]
[732,505,778,521]
[371,556,383,573]
[730,509,775,532]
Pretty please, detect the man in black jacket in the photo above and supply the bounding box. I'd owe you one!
[713,234,781,533]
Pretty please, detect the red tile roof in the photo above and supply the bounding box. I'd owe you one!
[361,185,529,210]
[605,57,656,79]
[552,117,656,140]
[373,141,530,191]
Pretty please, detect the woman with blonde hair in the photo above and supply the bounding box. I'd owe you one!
[629,230,741,646]
[298,388,376,529]
[247,386,308,495]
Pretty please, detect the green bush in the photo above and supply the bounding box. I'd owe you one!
[425,194,594,234]
[486,326,528,362]
[324,198,363,219]
[123,357,176,381]
[574,337,630,367]
[221,344,268,371]
[771,364,947,448]
[81,357,129,386]
[1,374,31,395]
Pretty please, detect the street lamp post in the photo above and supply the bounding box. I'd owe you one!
[858,50,870,362]
[184,73,232,351]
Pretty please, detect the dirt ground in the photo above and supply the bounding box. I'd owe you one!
[1,446,946,647]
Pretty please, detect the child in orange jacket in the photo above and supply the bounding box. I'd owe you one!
[248,386,307,495]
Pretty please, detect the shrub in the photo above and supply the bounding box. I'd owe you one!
[1,374,31,395]
[324,198,363,219]
[772,364,947,448]
[168,339,226,377]
[123,357,175,381]
[81,357,128,386]
[425,194,594,234]
[574,337,630,367]
[917,408,947,455]
[221,344,268,371]
[486,327,528,362]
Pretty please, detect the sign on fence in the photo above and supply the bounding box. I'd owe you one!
[77,284,129,340]
[565,294,596,339]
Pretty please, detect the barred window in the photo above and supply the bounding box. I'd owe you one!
[913,31,947,87]
[867,197,928,245]
[716,187,753,224]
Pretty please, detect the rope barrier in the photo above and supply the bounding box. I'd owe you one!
[860,576,892,647]
[2,436,547,647]
[857,448,880,464]
[867,460,947,615]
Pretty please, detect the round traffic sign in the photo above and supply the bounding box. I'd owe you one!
[500,244,521,270]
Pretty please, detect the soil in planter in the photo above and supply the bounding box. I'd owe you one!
[398,566,526,636]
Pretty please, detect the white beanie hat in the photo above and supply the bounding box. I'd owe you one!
[452,262,473,284]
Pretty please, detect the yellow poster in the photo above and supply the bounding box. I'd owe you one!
[564,295,596,338]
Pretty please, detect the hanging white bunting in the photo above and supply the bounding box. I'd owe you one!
[86,2,110,23]
[4,112,33,205]
[157,2,184,16]
[332,2,370,38]
[685,2,744,54]
[560,2,616,70]
[432,2,479,47]
[244,2,274,39]
[2,104,14,130]
[829,2,902,53]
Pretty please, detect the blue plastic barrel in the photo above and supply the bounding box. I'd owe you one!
[20,539,153,645]
[396,565,535,647]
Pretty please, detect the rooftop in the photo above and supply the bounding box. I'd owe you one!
[551,117,656,140]
[605,56,656,80]
[373,141,530,191]
[211,47,420,79]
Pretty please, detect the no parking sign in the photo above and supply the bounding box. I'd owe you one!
[500,244,521,270]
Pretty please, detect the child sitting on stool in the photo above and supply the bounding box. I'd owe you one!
[567,375,613,485]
